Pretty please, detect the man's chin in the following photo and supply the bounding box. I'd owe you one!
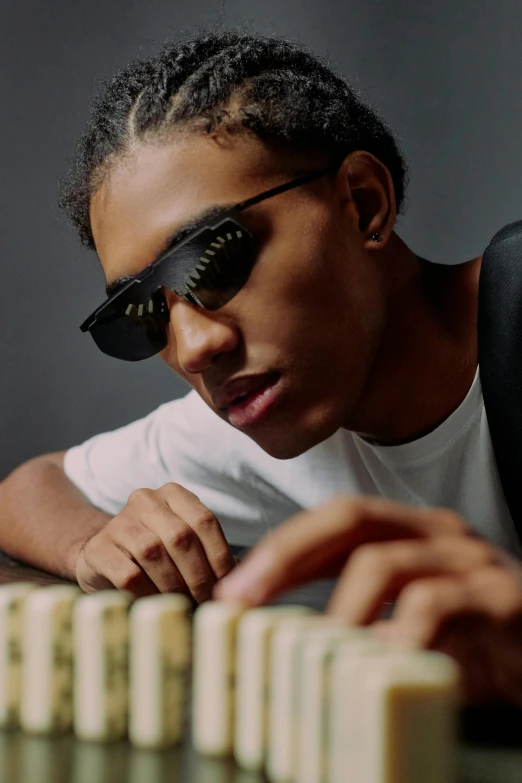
[246,421,336,460]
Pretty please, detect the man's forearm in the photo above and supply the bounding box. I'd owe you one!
[0,452,111,581]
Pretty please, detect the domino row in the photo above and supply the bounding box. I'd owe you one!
[193,601,461,783]
[0,583,460,783]
[0,583,190,749]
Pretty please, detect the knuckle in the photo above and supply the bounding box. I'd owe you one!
[475,570,522,620]
[402,581,445,618]
[114,565,144,592]
[330,494,356,514]
[351,543,390,574]
[191,510,219,534]
[461,537,495,564]
[434,507,468,535]
[332,494,363,526]
[127,487,154,506]
[162,482,199,501]
[162,481,182,494]
[136,539,165,563]
[169,526,196,553]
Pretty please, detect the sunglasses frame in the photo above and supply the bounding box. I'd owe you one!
[80,157,344,336]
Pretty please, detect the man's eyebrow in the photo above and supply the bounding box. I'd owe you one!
[104,202,235,298]
[162,203,236,251]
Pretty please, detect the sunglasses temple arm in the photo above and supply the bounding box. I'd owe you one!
[234,159,344,214]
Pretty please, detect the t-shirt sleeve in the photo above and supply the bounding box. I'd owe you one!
[62,389,282,545]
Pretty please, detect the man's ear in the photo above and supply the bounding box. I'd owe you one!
[336,151,397,250]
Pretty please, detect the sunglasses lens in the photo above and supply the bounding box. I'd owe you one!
[164,219,257,310]
[90,294,168,361]
[82,220,256,360]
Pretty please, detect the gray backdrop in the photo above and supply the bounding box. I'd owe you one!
[1,0,521,479]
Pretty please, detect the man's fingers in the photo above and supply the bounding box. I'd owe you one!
[77,483,236,603]
[378,566,522,650]
[159,484,237,580]
[326,536,494,624]
[215,495,467,605]
[110,520,190,596]
[371,568,522,705]
[142,508,216,603]
[77,534,159,598]
[378,576,473,649]
[125,483,235,601]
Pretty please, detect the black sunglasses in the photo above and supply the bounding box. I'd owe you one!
[80,158,344,361]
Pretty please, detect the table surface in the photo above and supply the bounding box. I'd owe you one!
[1,556,522,783]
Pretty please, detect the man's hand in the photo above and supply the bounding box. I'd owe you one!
[214,494,522,706]
[76,482,236,602]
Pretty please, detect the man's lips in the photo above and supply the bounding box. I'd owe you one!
[226,375,283,428]
[211,372,281,411]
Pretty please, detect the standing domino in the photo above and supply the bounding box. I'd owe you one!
[360,651,459,783]
[20,585,82,734]
[234,606,313,771]
[192,601,245,757]
[296,626,376,783]
[129,593,192,749]
[266,615,345,783]
[0,583,37,728]
[330,648,459,783]
[73,590,132,742]
[329,640,398,783]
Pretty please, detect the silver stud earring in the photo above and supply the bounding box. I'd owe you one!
[370,232,382,242]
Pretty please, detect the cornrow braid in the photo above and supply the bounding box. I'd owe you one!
[60,30,408,249]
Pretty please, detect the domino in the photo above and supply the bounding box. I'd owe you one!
[362,651,459,783]
[20,584,82,734]
[266,615,348,783]
[0,583,37,728]
[329,639,398,783]
[73,590,132,742]
[191,600,246,757]
[295,626,379,783]
[234,605,314,771]
[129,593,192,749]
[0,586,460,782]
[330,646,460,783]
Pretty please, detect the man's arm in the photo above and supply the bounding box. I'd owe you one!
[0,450,237,600]
[0,392,267,598]
[0,451,111,580]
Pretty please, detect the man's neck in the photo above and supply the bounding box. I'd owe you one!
[345,235,481,446]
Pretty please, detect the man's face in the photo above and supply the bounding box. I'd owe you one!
[90,132,388,459]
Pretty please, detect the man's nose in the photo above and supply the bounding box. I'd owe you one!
[166,295,240,374]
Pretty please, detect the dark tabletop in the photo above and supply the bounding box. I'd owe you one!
[1,555,521,783]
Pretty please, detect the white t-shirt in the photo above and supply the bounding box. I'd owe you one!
[63,366,521,607]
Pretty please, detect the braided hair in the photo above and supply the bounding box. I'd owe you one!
[60,30,408,249]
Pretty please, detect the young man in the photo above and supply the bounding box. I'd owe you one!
[1,30,522,705]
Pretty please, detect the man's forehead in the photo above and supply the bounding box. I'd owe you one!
[90,135,282,281]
